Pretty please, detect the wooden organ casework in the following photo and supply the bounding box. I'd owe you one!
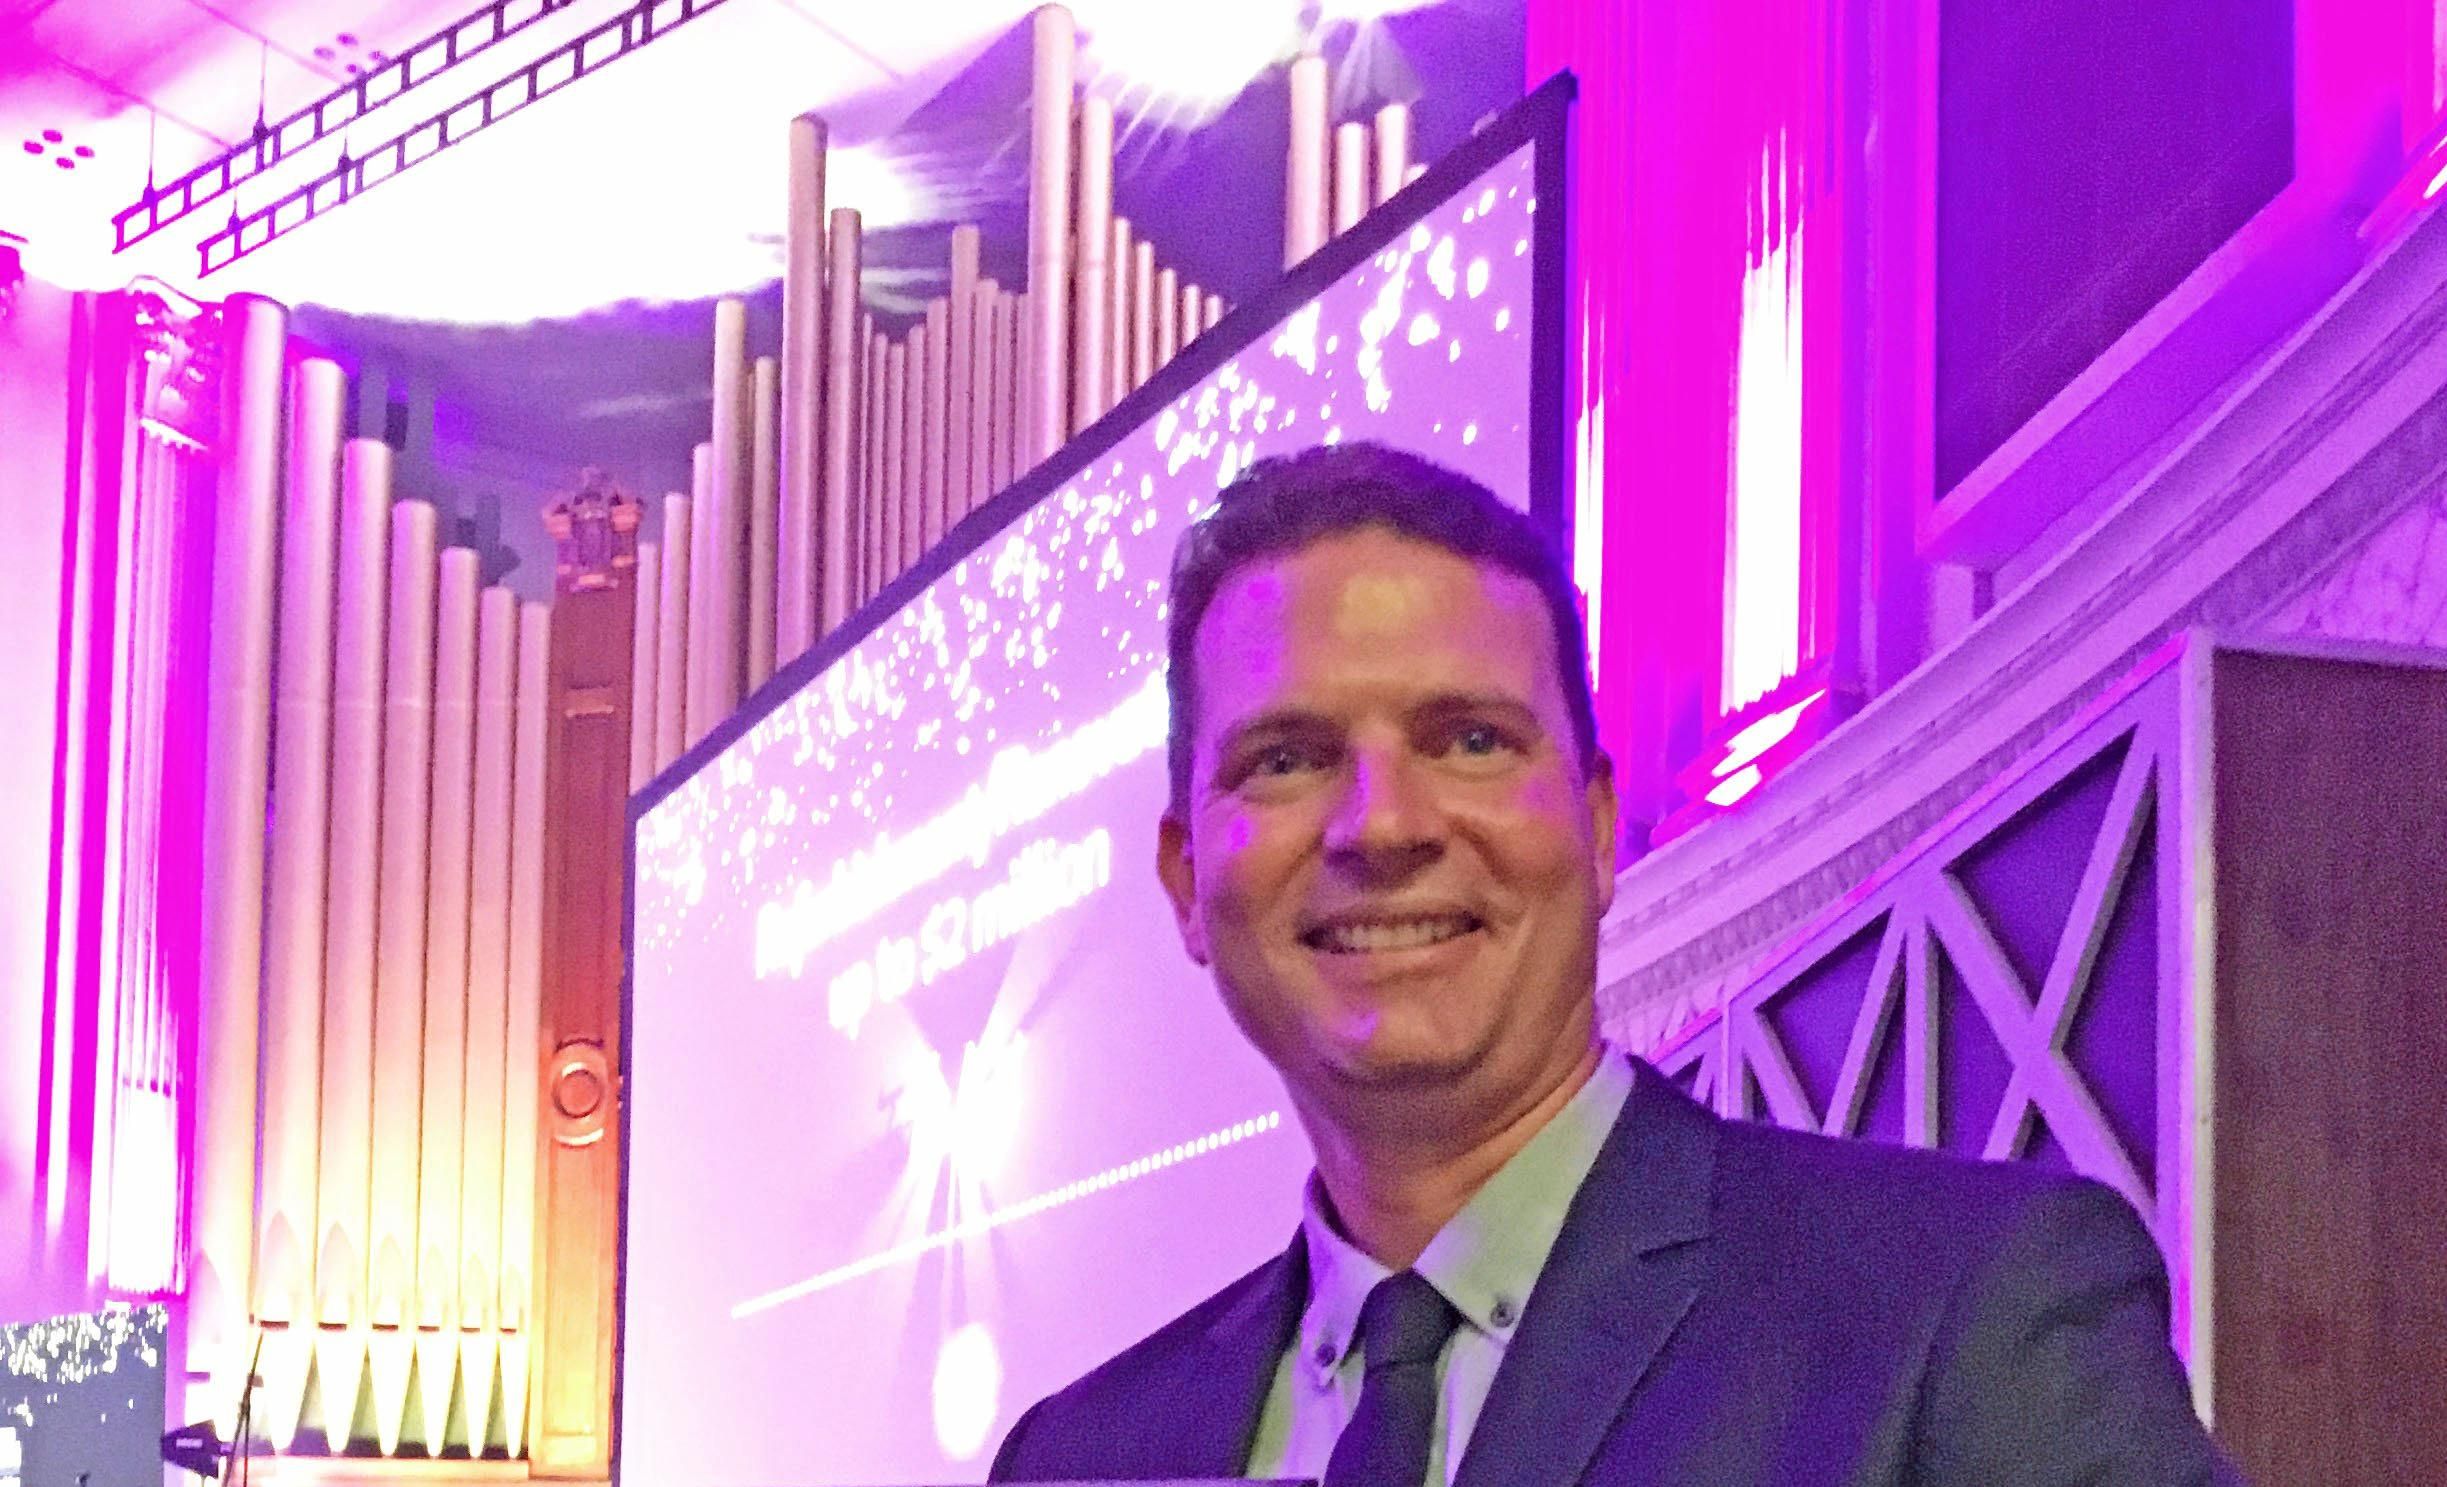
[1644,633,2447,1486]
[167,6,1427,1479]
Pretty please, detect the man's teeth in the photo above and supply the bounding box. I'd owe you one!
[1313,918,1475,953]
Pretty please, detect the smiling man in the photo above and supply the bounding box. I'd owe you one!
[989,444,2230,1487]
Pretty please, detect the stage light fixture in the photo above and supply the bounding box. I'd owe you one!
[159,1420,227,1480]
[184,0,735,278]
[112,0,591,256]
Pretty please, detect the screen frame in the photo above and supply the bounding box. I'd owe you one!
[612,68,1575,1487]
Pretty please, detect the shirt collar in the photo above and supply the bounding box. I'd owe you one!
[1293,1049,1637,1386]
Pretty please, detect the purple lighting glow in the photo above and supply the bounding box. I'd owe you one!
[1529,0,1845,836]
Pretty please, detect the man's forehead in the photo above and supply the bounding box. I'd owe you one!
[1193,532,1556,693]
[1332,567,1445,640]
[1204,530,1541,621]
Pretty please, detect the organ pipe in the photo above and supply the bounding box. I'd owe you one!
[1011,292,1032,489]
[778,113,827,659]
[862,320,884,604]
[969,279,1000,516]
[1181,280,1205,350]
[1131,242,1155,390]
[192,292,285,1433]
[1072,94,1114,432]
[368,498,440,1457]
[460,581,518,1453]
[923,300,951,550]
[901,327,926,571]
[882,340,907,585]
[1107,216,1132,411]
[821,209,863,633]
[1334,121,1368,234]
[948,225,981,519]
[256,354,345,1452]
[1156,267,1180,364]
[995,291,1021,494]
[1285,53,1329,264]
[1374,102,1411,204]
[630,540,660,788]
[694,302,749,736]
[415,546,481,1452]
[500,599,551,1459]
[654,493,691,770]
[684,442,716,745]
[1026,4,1077,466]
[748,355,781,690]
[313,437,392,1449]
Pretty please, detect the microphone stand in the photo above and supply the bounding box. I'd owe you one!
[228,1330,266,1487]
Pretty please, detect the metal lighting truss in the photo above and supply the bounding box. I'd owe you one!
[113,0,591,254]
[189,0,733,277]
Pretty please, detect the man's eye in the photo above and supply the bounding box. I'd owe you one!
[1449,723,1512,758]
[1254,744,1316,776]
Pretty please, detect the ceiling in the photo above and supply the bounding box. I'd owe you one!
[0,0,1469,321]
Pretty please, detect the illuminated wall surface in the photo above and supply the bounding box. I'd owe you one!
[0,1304,166,1487]
[625,140,1539,1487]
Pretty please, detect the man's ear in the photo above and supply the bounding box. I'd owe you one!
[1584,749,1619,916]
[1156,812,1210,965]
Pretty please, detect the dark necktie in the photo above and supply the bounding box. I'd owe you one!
[1322,1271,1464,1487]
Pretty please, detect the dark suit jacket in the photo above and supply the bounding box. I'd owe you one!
[991,1062,2229,1487]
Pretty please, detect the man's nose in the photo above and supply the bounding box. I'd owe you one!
[1323,740,1443,880]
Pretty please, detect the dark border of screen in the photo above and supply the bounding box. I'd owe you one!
[612,67,1575,1487]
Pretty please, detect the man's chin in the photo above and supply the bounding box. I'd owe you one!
[1313,1035,1484,1093]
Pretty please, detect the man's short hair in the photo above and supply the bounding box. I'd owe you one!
[1164,441,1599,816]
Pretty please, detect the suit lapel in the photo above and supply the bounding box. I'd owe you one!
[1452,1065,1718,1487]
[1165,1229,1309,1476]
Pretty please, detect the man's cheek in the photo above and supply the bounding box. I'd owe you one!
[1506,770,1580,818]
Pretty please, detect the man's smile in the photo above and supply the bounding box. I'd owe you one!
[1298,907,1487,955]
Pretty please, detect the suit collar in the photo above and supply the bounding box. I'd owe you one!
[1452,1060,1718,1487]
[1298,1053,1639,1379]
[1173,1226,1310,1476]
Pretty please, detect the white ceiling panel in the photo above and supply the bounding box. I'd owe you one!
[4,0,1042,312]
[2,0,1475,320]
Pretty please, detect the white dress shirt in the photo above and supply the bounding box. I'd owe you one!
[1242,1050,1637,1487]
